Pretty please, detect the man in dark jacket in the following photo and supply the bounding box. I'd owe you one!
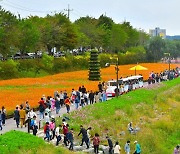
[14,106,20,128]
[106,136,113,154]
[55,98,60,114]
[89,90,94,104]
[67,128,74,150]
[78,125,89,149]
[81,85,86,94]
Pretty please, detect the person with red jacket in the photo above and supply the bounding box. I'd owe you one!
[39,98,45,120]
[93,133,100,154]
[44,122,50,141]
[62,123,69,146]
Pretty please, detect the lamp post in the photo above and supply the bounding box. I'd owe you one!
[110,56,119,97]
[115,57,119,97]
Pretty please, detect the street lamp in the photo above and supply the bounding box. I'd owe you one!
[115,57,119,97]
[110,56,119,97]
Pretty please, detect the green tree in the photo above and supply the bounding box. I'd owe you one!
[146,37,165,62]
[75,16,106,49]
[97,15,114,30]
[109,24,128,53]
[164,40,180,58]
[0,7,18,58]
[16,19,40,56]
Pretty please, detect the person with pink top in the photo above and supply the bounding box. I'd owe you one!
[49,118,56,140]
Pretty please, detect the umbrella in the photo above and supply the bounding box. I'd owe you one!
[129,64,148,75]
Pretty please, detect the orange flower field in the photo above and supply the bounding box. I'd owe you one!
[0,63,179,111]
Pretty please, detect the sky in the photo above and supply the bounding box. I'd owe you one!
[0,0,179,35]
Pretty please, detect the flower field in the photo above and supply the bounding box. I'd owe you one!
[0,63,179,110]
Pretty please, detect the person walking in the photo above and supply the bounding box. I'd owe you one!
[30,115,38,136]
[44,122,50,141]
[174,145,180,154]
[81,85,86,94]
[114,141,121,154]
[75,96,80,110]
[0,110,2,131]
[89,90,94,104]
[134,141,141,154]
[87,127,92,145]
[102,90,107,102]
[49,119,56,139]
[1,106,6,126]
[93,133,100,154]
[55,125,61,146]
[25,101,30,114]
[124,140,131,154]
[55,98,61,115]
[14,106,20,128]
[78,125,89,149]
[62,123,69,146]
[98,82,103,92]
[67,128,74,150]
[38,98,45,120]
[106,136,113,154]
[19,106,26,128]
[59,91,64,107]
[64,96,71,113]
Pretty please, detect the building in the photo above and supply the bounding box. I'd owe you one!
[149,27,166,39]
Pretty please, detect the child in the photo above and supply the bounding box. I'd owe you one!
[44,112,50,123]
[30,115,38,136]
[93,133,100,154]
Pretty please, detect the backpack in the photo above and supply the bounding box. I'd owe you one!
[39,104,45,112]
[93,137,100,145]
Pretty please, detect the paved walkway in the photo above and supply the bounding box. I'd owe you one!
[0,104,78,134]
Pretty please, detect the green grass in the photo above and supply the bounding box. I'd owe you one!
[0,130,75,154]
[57,78,180,154]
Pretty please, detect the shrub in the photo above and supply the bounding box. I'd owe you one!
[41,54,54,72]
[0,60,19,79]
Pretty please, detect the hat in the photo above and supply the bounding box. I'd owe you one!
[134,141,138,144]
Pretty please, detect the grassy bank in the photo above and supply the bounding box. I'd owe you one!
[0,130,75,154]
[59,78,180,154]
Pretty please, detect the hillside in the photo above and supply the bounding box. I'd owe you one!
[61,78,180,154]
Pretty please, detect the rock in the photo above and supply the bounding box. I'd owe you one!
[74,145,87,151]
[82,147,94,153]
[99,145,109,154]
[120,131,125,136]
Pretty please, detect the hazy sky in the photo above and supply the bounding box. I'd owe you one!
[0,0,179,35]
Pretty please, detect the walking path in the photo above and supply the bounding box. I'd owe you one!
[0,104,77,134]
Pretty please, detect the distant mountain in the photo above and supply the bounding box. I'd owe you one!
[166,35,180,40]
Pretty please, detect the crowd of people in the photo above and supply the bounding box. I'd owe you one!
[148,67,179,84]
[43,119,142,154]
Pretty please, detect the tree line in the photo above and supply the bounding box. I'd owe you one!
[0,7,179,62]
